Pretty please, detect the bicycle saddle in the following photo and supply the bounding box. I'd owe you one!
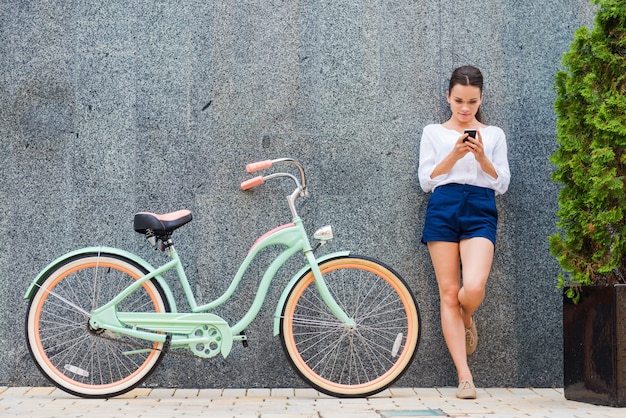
[133,210,193,235]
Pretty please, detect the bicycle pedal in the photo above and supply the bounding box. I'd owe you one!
[240,331,249,348]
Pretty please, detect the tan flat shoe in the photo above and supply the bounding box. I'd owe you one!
[456,380,477,399]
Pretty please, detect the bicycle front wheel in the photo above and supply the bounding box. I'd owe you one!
[280,256,420,397]
[25,253,170,398]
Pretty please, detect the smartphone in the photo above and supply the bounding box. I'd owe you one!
[463,129,477,142]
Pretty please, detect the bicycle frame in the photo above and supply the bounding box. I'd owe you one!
[25,217,354,359]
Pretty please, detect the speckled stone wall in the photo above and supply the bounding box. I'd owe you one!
[1,1,596,389]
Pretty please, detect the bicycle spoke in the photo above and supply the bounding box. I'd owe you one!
[27,254,168,398]
[281,257,419,397]
[35,284,91,317]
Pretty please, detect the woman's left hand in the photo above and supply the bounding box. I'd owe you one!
[465,130,486,160]
[467,130,498,178]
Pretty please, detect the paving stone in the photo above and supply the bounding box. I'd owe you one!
[1,387,625,417]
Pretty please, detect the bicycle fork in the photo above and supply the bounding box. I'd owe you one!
[303,250,356,329]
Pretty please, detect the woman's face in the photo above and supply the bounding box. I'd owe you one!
[446,84,482,125]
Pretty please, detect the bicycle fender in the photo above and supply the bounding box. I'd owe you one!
[273,250,350,336]
[23,246,178,312]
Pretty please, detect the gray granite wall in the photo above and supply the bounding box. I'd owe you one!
[1,1,597,389]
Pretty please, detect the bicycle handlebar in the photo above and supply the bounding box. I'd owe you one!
[241,159,307,218]
[240,158,307,192]
[241,176,264,190]
[246,160,273,173]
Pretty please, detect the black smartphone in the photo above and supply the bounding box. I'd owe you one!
[463,129,477,142]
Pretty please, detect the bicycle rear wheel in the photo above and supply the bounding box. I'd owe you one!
[25,253,170,398]
[280,256,420,397]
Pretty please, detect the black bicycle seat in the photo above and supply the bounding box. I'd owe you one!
[133,210,193,235]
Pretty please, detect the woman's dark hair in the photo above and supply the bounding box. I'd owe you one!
[448,65,484,123]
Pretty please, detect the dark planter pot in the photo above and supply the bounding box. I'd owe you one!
[563,284,626,407]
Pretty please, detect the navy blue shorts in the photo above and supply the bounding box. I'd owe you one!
[421,183,498,246]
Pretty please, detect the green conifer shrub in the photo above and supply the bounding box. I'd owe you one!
[550,0,626,302]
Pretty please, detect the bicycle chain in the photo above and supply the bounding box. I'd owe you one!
[92,330,203,360]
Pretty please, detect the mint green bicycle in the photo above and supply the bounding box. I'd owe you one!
[24,158,420,399]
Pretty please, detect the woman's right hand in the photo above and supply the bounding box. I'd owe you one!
[453,133,474,159]
[429,133,472,179]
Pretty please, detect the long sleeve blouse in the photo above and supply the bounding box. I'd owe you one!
[418,124,510,196]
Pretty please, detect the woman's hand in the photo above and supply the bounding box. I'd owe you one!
[452,132,474,159]
[465,130,498,179]
[463,130,484,159]
[429,132,475,179]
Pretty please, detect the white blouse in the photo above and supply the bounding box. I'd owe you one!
[418,124,510,196]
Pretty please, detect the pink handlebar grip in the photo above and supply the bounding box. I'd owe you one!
[246,160,273,173]
[241,176,264,190]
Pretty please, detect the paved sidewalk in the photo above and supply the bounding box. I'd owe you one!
[0,386,623,417]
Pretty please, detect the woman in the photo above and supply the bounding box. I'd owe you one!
[418,65,510,399]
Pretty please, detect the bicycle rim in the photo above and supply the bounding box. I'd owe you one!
[280,256,420,397]
[26,254,169,398]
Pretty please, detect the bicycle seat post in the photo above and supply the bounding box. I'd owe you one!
[162,236,175,253]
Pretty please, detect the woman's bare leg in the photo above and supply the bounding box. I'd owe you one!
[427,241,471,382]
[428,237,495,383]
[458,237,494,327]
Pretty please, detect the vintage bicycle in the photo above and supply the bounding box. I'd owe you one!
[24,158,420,398]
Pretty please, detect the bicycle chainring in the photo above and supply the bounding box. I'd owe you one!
[189,325,223,358]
